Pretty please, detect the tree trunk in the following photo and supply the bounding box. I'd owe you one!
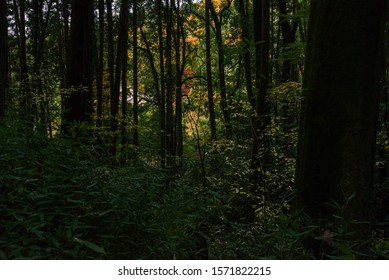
[132,0,139,147]
[111,0,129,155]
[250,0,270,186]
[205,0,217,140]
[295,0,386,245]
[96,0,104,127]
[0,0,8,118]
[106,0,115,126]
[165,0,175,165]
[209,1,232,137]
[62,0,94,130]
[278,0,299,82]
[174,0,184,161]
[238,0,255,110]
[157,0,166,167]
[120,0,129,151]
[13,0,30,115]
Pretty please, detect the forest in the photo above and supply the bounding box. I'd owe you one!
[0,0,388,260]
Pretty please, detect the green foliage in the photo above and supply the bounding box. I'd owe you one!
[0,120,207,259]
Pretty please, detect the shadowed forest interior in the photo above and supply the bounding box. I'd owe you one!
[0,0,389,259]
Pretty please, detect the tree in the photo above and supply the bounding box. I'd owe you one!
[96,0,105,127]
[295,0,387,243]
[238,0,255,110]
[278,0,299,83]
[62,0,94,130]
[209,0,232,136]
[165,0,175,165]
[132,0,139,147]
[250,0,270,187]
[0,0,7,118]
[205,0,217,140]
[13,0,30,115]
[157,0,167,166]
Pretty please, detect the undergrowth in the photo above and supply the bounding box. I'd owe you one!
[0,120,388,259]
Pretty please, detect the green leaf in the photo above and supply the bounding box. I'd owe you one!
[74,237,105,254]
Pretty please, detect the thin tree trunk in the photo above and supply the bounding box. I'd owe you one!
[132,0,139,147]
[238,0,255,110]
[165,0,175,165]
[174,0,184,160]
[205,0,217,140]
[209,1,232,137]
[0,0,8,118]
[157,0,166,167]
[96,0,104,127]
[250,0,270,190]
[13,0,30,115]
[120,0,129,151]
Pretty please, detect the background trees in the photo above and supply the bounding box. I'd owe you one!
[0,0,388,259]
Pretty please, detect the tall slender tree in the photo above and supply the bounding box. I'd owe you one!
[96,0,105,127]
[13,0,30,115]
[250,0,270,186]
[295,0,387,245]
[132,0,139,147]
[165,0,175,165]
[238,0,255,110]
[0,0,8,118]
[174,0,185,160]
[157,0,167,166]
[209,0,232,136]
[62,0,94,130]
[205,0,217,140]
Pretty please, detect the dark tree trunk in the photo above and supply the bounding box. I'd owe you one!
[120,0,129,150]
[250,0,270,187]
[278,0,299,82]
[238,0,255,110]
[132,0,139,147]
[174,0,184,160]
[62,0,94,130]
[106,0,115,125]
[0,0,8,118]
[295,0,386,245]
[205,0,217,140]
[165,0,175,165]
[13,0,30,115]
[157,0,166,167]
[209,1,232,137]
[96,0,105,127]
[111,0,129,155]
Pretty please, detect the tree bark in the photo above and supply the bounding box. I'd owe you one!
[174,0,184,160]
[209,1,232,137]
[0,0,8,118]
[62,0,94,130]
[250,0,270,186]
[111,0,129,155]
[238,0,255,110]
[157,0,166,167]
[205,0,217,140]
[295,0,386,243]
[132,0,139,147]
[13,0,30,115]
[165,0,175,165]
[96,0,105,127]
